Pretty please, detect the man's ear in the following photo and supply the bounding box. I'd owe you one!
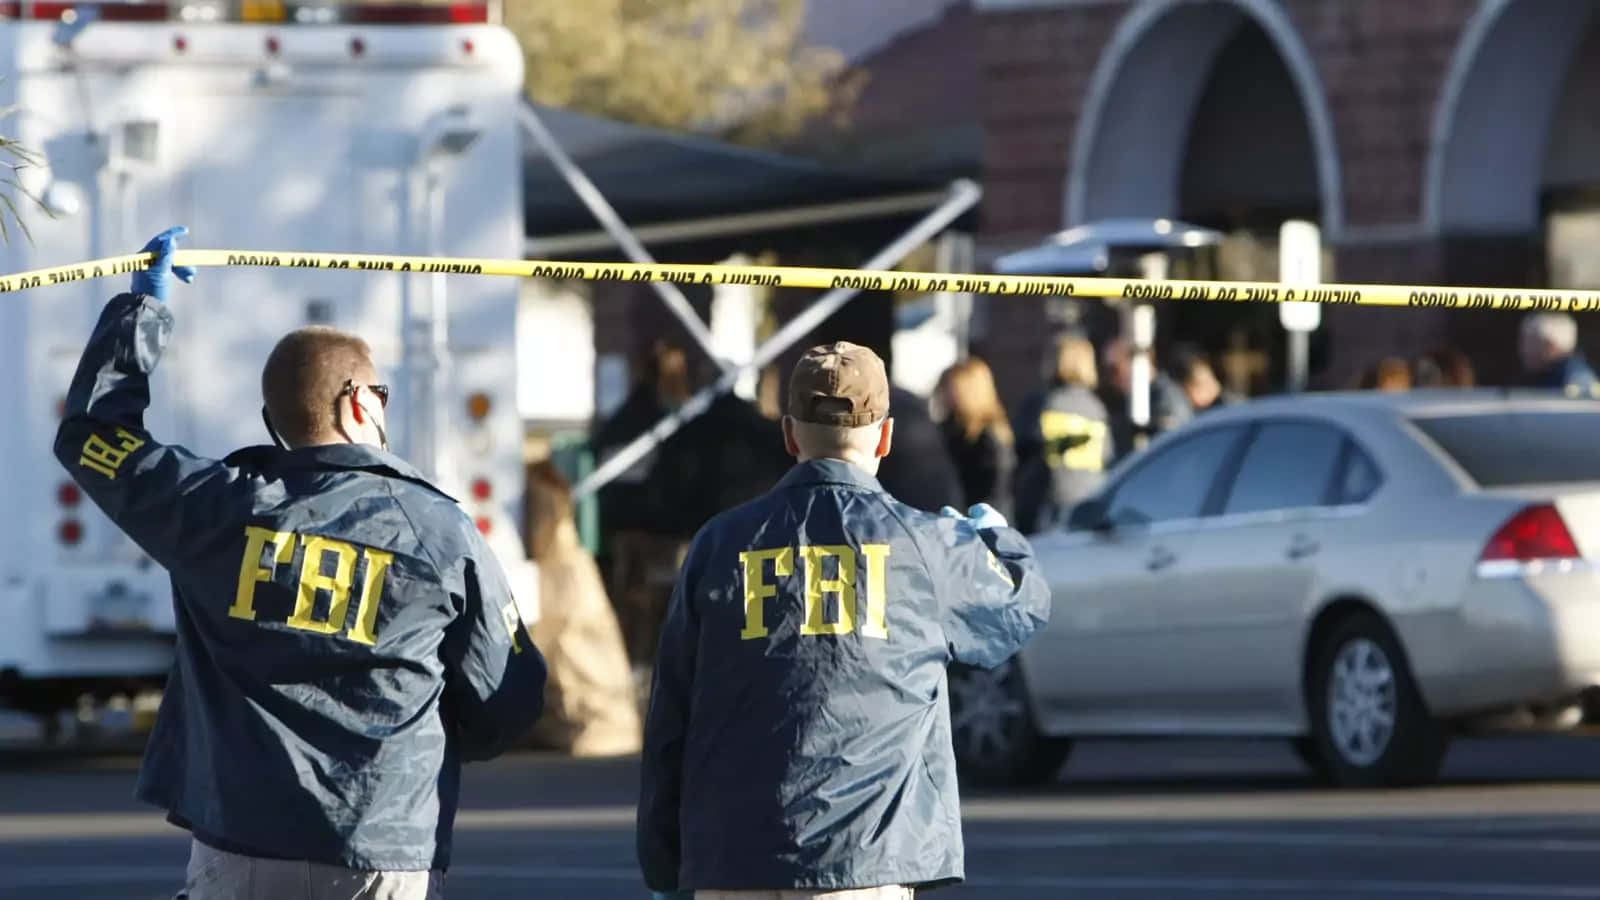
[875,417,894,459]
[782,416,800,458]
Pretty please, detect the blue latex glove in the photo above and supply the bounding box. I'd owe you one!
[131,226,197,301]
[941,503,1008,531]
[967,502,1008,531]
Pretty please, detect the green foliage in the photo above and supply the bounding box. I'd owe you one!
[505,0,864,145]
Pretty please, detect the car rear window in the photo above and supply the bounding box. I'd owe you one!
[1409,412,1600,486]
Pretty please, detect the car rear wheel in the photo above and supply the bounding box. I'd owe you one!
[1307,614,1448,787]
[948,658,1072,787]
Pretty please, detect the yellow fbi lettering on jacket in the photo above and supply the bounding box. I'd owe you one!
[739,544,891,641]
[229,526,395,645]
[78,427,146,479]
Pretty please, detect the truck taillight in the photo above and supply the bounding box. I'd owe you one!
[58,482,81,507]
[475,516,492,536]
[466,392,491,421]
[345,2,487,24]
[1480,505,1579,563]
[7,2,172,21]
[470,478,491,502]
[59,520,83,546]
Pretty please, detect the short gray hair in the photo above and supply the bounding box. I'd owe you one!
[1522,312,1579,354]
[788,418,885,458]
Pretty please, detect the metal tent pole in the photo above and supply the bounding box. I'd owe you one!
[518,104,729,371]
[571,178,983,501]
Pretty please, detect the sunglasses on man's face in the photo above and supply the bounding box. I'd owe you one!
[340,381,390,409]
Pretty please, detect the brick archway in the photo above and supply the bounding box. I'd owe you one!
[1066,0,1343,236]
[1426,0,1598,235]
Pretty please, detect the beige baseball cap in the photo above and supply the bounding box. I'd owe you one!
[787,342,890,427]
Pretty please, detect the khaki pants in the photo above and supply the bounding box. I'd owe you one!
[697,883,915,890]
[175,840,443,900]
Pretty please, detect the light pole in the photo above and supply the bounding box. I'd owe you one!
[1279,220,1322,393]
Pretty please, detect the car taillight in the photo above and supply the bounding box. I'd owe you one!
[1480,504,1579,562]
[58,482,81,507]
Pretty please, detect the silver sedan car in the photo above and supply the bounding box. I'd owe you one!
[950,390,1600,788]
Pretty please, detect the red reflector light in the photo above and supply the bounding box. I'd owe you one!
[174,34,187,52]
[58,483,82,507]
[346,3,487,24]
[1481,504,1580,562]
[350,36,365,56]
[471,479,491,502]
[474,516,492,535]
[60,520,83,546]
[265,35,280,54]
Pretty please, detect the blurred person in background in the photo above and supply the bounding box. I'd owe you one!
[876,383,965,514]
[1412,346,1476,388]
[523,461,642,758]
[1359,357,1413,392]
[1518,312,1599,398]
[1100,335,1192,461]
[648,386,792,542]
[936,357,1016,520]
[593,339,691,534]
[1168,342,1241,413]
[593,341,695,681]
[1014,335,1114,535]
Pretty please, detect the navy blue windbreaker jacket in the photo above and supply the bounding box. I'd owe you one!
[637,459,1051,892]
[53,293,547,871]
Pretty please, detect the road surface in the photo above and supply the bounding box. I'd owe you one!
[4,736,1600,898]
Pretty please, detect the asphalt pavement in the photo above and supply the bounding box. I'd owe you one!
[4,736,1600,899]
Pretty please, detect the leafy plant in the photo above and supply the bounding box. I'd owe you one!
[506,0,864,146]
[0,108,48,244]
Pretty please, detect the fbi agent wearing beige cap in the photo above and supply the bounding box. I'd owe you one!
[639,342,1052,900]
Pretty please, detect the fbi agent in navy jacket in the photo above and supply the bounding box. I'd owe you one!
[54,228,546,900]
[638,341,1051,899]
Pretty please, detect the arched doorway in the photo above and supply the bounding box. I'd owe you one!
[1068,0,1342,395]
[1427,0,1600,384]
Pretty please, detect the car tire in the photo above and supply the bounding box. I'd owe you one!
[1307,613,1448,788]
[948,658,1072,787]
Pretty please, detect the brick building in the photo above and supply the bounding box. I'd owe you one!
[974,0,1600,399]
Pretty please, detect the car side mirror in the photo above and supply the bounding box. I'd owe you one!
[1067,498,1113,533]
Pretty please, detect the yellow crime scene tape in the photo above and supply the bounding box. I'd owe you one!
[3,248,1600,313]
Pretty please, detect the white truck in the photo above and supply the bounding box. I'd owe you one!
[0,0,536,733]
